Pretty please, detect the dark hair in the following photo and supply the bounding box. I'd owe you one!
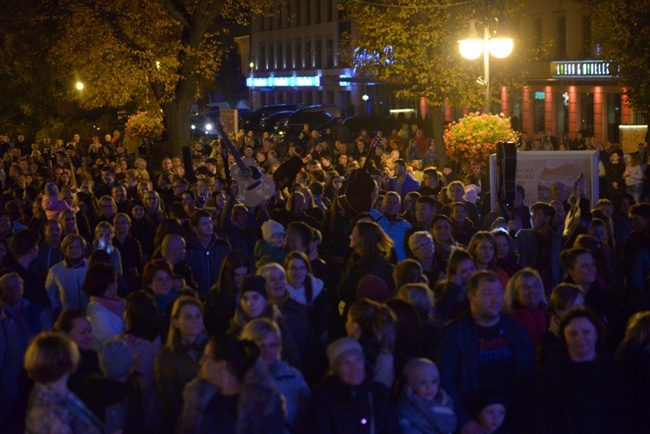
[348,298,396,351]
[142,259,174,291]
[393,259,426,289]
[560,247,592,272]
[124,291,163,341]
[83,263,117,297]
[9,229,38,257]
[468,270,501,296]
[559,306,607,356]
[530,202,556,220]
[153,219,184,246]
[384,297,423,363]
[446,248,475,278]
[629,203,650,220]
[216,250,252,298]
[354,221,394,258]
[88,249,112,268]
[208,334,260,382]
[189,209,212,229]
[25,332,79,384]
[53,309,88,333]
[286,222,314,250]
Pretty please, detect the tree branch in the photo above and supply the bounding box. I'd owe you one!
[158,0,191,28]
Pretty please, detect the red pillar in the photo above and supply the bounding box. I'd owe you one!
[545,86,554,136]
[621,91,632,125]
[521,86,534,135]
[444,98,453,123]
[568,86,579,138]
[462,107,470,116]
[593,86,604,145]
[500,86,509,115]
[419,97,427,119]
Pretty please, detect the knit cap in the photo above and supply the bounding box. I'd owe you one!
[239,275,268,299]
[327,337,364,372]
[99,338,134,380]
[261,219,285,243]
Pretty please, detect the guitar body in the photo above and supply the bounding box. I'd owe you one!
[337,168,376,217]
[229,164,276,207]
[215,118,275,208]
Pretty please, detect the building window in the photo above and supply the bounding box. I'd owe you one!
[293,0,300,27]
[326,90,335,105]
[286,42,292,69]
[314,39,322,69]
[268,44,275,70]
[305,40,312,68]
[305,0,311,26]
[326,38,334,68]
[581,15,592,58]
[315,0,321,24]
[325,0,332,22]
[277,42,284,70]
[557,16,567,59]
[295,40,302,69]
[259,45,266,71]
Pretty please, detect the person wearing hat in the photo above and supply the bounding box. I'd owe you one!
[605,148,626,202]
[307,337,400,434]
[227,275,300,370]
[254,219,287,269]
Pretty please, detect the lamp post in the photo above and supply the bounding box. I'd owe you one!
[459,19,513,114]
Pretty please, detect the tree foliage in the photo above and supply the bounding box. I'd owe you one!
[339,0,527,109]
[47,0,275,156]
[587,0,650,116]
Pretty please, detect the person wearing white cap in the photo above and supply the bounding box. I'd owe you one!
[254,219,287,268]
[307,337,400,433]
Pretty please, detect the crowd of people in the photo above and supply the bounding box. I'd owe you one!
[0,121,649,434]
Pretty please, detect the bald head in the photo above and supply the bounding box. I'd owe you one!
[161,234,186,264]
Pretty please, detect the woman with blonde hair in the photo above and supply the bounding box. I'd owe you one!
[241,318,310,433]
[504,267,548,346]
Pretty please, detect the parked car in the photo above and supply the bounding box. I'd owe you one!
[328,115,401,138]
[259,110,296,133]
[276,105,340,138]
[241,104,303,131]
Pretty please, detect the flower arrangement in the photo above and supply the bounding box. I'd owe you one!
[444,112,517,175]
[125,111,165,142]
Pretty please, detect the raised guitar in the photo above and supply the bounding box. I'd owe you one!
[215,119,275,208]
[336,140,381,217]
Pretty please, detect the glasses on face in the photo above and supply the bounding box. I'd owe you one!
[416,241,433,251]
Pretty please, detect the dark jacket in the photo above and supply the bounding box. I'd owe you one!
[435,313,536,427]
[338,253,395,306]
[179,361,285,434]
[533,355,631,434]
[185,235,232,297]
[308,376,401,434]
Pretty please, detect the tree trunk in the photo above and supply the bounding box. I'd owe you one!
[161,90,195,158]
[430,106,447,167]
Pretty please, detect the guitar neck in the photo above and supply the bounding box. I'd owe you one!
[217,122,248,173]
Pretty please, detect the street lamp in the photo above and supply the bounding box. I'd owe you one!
[75,81,84,91]
[459,19,513,114]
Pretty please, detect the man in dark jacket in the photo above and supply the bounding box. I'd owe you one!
[436,270,535,433]
[185,210,231,297]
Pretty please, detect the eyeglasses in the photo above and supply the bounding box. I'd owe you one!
[415,241,433,251]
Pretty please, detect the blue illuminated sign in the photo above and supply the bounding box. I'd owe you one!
[246,76,321,88]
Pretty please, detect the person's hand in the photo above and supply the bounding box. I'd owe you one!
[612,182,619,189]
[460,420,485,434]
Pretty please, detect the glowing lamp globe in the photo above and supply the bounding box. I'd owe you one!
[489,38,514,58]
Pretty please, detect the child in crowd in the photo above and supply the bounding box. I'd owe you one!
[476,396,507,434]
[254,219,287,268]
[397,358,457,434]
